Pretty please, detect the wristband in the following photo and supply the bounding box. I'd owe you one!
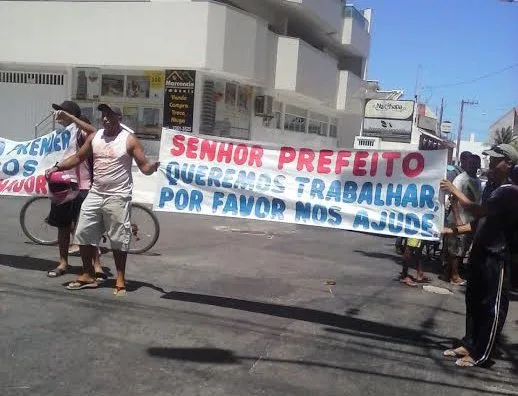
[452,226,459,235]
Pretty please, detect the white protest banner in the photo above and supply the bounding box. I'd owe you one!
[154,129,447,240]
[0,129,72,196]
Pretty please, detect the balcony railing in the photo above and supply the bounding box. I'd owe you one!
[343,5,368,31]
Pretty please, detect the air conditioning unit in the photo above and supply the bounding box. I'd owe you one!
[354,136,381,150]
[255,95,274,117]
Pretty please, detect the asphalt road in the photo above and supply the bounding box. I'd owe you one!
[1,196,517,396]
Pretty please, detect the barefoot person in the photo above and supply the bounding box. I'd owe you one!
[441,144,518,367]
[46,104,159,296]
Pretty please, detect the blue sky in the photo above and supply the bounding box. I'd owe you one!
[353,0,518,142]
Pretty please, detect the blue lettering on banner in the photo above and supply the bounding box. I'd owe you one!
[6,130,71,157]
[23,160,38,177]
[212,192,286,220]
[352,209,436,236]
[3,159,19,176]
[164,161,287,195]
[158,187,203,211]
[295,201,342,226]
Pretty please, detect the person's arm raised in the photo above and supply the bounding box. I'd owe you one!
[54,110,96,135]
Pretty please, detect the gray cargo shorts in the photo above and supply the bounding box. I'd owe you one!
[74,192,132,252]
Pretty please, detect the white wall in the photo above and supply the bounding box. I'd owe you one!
[0,2,210,68]
[296,41,338,106]
[274,37,338,105]
[341,12,370,58]
[0,80,68,141]
[250,117,337,148]
[293,0,344,34]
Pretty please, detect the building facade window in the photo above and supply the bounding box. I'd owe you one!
[284,105,306,133]
[199,76,252,139]
[71,68,165,139]
[308,112,329,136]
[329,118,338,138]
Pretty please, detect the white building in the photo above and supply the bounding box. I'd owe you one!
[454,133,491,169]
[0,0,371,153]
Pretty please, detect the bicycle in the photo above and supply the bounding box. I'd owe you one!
[19,196,160,254]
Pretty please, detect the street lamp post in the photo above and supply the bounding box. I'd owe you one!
[456,99,478,163]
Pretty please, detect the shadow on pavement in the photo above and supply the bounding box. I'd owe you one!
[0,253,111,276]
[354,249,444,277]
[147,347,517,395]
[161,290,442,348]
[96,278,167,294]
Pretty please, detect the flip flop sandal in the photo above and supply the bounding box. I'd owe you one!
[95,272,108,283]
[416,277,432,284]
[113,286,126,297]
[66,280,98,290]
[47,267,69,278]
[455,357,475,367]
[443,348,469,358]
[400,278,418,287]
[451,280,467,286]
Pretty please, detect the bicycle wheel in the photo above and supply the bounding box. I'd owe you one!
[19,196,58,246]
[128,203,160,254]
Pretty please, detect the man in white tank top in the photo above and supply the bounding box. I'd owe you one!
[46,104,159,295]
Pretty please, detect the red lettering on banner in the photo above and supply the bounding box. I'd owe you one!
[234,144,248,165]
[0,179,8,193]
[335,151,351,174]
[382,152,401,177]
[12,180,24,193]
[353,151,369,176]
[24,176,35,193]
[216,143,233,163]
[403,152,425,178]
[370,152,379,177]
[248,146,263,167]
[317,150,333,174]
[36,175,47,194]
[278,147,296,170]
[172,134,264,168]
[171,134,186,156]
[185,137,199,159]
[200,139,217,161]
[297,149,315,172]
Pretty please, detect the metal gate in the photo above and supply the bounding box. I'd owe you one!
[0,70,68,141]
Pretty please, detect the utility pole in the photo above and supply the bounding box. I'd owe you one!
[437,98,444,137]
[456,99,478,163]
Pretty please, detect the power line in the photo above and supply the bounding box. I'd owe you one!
[424,63,518,89]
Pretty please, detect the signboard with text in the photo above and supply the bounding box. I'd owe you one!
[163,70,196,133]
[154,129,447,241]
[363,99,415,143]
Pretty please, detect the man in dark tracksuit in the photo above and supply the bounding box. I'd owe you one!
[441,144,518,367]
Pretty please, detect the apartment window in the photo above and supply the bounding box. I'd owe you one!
[308,112,329,136]
[329,118,338,138]
[199,76,252,139]
[284,105,306,133]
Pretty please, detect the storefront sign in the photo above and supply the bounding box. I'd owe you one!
[362,118,413,143]
[154,129,446,241]
[365,100,414,120]
[163,70,196,133]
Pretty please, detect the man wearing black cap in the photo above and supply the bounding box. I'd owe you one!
[441,143,518,367]
[46,100,100,278]
[46,103,159,296]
